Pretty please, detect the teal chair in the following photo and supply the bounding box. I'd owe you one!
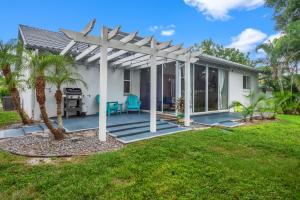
[95,95,121,116]
[126,94,141,114]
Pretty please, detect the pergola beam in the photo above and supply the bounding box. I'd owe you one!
[133,58,174,70]
[61,28,198,63]
[108,26,121,40]
[157,40,172,50]
[86,31,139,63]
[114,43,183,68]
[75,45,98,61]
[60,19,96,55]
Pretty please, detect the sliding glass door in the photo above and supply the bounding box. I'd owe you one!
[194,64,206,112]
[208,67,218,111]
[218,69,228,110]
[193,65,228,112]
[140,67,163,111]
[163,62,176,113]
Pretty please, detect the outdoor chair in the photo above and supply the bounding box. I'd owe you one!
[126,94,141,114]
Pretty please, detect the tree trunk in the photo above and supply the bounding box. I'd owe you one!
[36,75,64,140]
[55,88,64,131]
[10,88,33,124]
[2,64,33,125]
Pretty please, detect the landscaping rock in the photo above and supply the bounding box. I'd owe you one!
[0,133,123,157]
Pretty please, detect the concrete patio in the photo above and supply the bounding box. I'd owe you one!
[192,112,244,127]
[0,112,246,142]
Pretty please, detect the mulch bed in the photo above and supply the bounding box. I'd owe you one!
[0,134,124,157]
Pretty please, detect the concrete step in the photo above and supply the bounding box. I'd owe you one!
[108,121,168,133]
[22,125,44,134]
[217,121,243,127]
[117,127,187,143]
[109,123,179,138]
[107,119,160,128]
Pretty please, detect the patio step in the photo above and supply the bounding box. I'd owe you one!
[117,126,187,144]
[109,123,179,138]
[108,121,168,133]
[217,121,243,127]
[107,119,160,128]
[22,125,44,134]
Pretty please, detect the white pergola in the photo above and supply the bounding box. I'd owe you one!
[59,19,202,141]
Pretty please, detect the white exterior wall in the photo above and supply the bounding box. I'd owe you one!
[228,69,258,106]
[20,68,33,118]
[31,63,140,120]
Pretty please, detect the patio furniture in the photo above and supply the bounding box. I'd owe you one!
[95,95,122,115]
[107,101,121,115]
[126,94,141,114]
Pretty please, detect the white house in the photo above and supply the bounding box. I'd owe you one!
[18,20,259,142]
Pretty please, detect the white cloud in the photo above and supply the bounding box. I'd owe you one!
[183,0,265,20]
[148,24,176,36]
[227,28,267,52]
[161,29,175,36]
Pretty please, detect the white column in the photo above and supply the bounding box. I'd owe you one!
[205,65,209,112]
[184,54,191,127]
[150,39,157,133]
[175,61,181,116]
[99,27,108,141]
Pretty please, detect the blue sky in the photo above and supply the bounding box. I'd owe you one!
[0,0,279,58]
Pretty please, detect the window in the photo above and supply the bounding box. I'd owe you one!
[243,75,251,90]
[124,70,131,95]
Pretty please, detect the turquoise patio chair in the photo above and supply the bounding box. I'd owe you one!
[95,95,121,115]
[126,94,141,114]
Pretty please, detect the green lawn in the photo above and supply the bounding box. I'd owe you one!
[0,110,20,128]
[0,115,299,199]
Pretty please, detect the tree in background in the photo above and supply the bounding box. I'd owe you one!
[192,39,255,67]
[0,40,32,124]
[265,0,299,30]
[256,0,300,114]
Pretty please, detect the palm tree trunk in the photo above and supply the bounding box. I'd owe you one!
[55,88,64,130]
[2,64,33,125]
[36,75,64,140]
[11,88,33,124]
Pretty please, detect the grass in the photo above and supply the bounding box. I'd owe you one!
[0,109,20,128]
[0,115,299,199]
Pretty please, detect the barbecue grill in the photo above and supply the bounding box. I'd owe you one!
[63,88,83,118]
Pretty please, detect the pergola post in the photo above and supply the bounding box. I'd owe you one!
[184,53,191,127]
[175,61,181,116]
[99,27,109,141]
[150,39,157,133]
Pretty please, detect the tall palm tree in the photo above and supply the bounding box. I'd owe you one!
[28,52,64,140]
[256,40,285,93]
[0,40,32,124]
[45,54,87,131]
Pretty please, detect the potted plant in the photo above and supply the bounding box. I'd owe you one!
[176,97,185,124]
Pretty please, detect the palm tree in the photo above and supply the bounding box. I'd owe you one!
[0,40,32,124]
[27,52,64,140]
[256,40,285,93]
[45,54,87,131]
[230,92,266,122]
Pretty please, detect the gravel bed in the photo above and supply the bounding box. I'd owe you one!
[0,134,124,157]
